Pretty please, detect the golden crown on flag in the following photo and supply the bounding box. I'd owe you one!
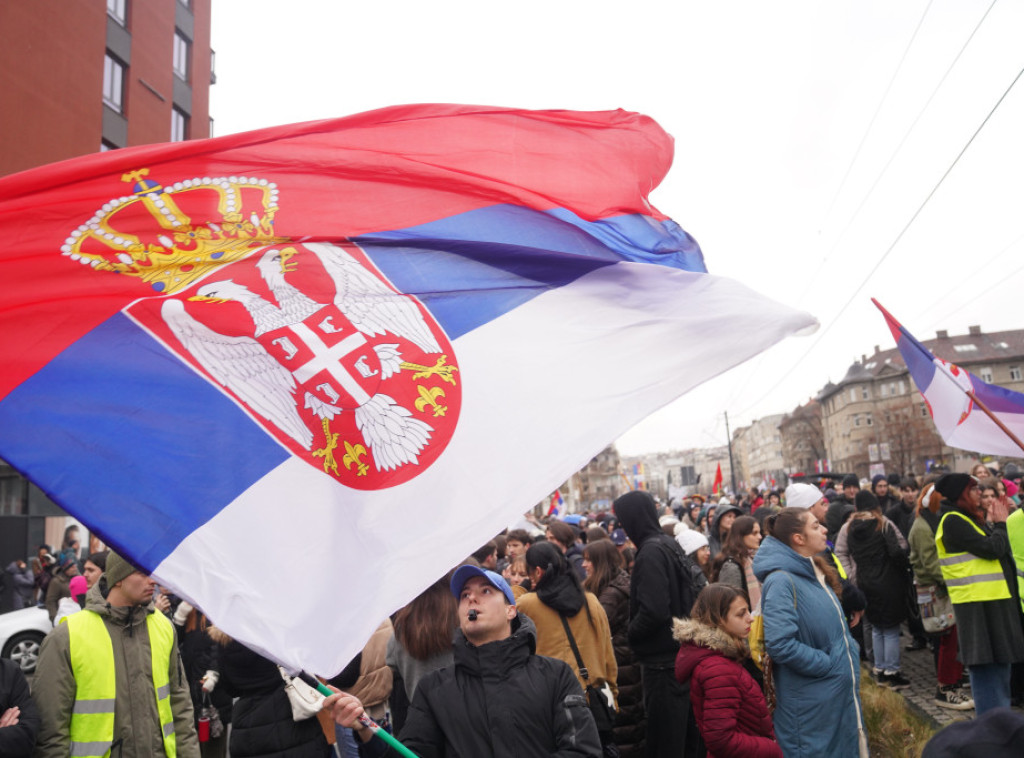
[62,169,287,295]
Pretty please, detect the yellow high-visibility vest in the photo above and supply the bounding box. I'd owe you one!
[935,511,1011,604]
[828,549,848,581]
[65,609,177,758]
[1006,509,1024,613]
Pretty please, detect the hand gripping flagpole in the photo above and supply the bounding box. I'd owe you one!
[298,672,420,758]
[872,298,1024,457]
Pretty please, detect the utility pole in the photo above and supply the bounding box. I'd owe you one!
[725,411,738,496]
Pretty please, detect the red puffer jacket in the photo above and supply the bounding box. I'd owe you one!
[673,618,782,758]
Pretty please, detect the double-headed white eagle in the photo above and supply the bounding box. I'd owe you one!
[162,242,442,472]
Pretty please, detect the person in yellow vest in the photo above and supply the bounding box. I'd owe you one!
[1008,507,1024,613]
[934,473,1024,715]
[32,551,200,758]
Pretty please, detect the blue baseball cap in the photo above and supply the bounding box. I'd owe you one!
[450,565,516,605]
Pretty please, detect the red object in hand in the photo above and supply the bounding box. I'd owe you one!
[198,716,210,742]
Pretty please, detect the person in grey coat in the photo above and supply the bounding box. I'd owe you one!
[4,561,35,610]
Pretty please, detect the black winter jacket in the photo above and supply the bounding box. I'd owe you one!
[847,513,909,627]
[178,616,232,729]
[598,570,645,757]
[825,498,855,544]
[615,491,699,663]
[391,614,601,758]
[218,641,331,758]
[0,658,39,757]
[884,500,916,541]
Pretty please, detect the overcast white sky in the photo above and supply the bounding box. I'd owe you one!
[210,0,1024,455]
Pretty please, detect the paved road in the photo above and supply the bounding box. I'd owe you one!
[893,642,1024,728]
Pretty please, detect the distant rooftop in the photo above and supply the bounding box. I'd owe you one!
[817,325,1024,400]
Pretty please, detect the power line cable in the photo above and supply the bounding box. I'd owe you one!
[723,2,945,413]
[820,0,935,225]
[925,240,1024,326]
[730,57,1024,420]
[809,0,998,277]
[914,229,1024,328]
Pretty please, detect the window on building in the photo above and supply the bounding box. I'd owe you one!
[171,107,188,142]
[980,367,993,383]
[880,383,888,397]
[865,412,873,426]
[107,0,126,24]
[920,402,928,417]
[853,414,861,427]
[1011,366,1022,382]
[861,386,870,400]
[899,380,906,394]
[103,53,125,112]
[173,31,191,81]
[953,344,978,353]
[850,388,857,403]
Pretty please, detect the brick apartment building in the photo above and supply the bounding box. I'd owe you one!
[0,0,212,178]
[0,0,214,604]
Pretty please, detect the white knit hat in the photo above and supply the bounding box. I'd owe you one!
[676,530,709,556]
[785,483,824,510]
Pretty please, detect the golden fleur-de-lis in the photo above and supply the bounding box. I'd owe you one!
[414,385,447,417]
[312,418,339,475]
[342,440,369,476]
[400,355,459,385]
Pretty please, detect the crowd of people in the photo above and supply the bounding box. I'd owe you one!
[4,464,1024,757]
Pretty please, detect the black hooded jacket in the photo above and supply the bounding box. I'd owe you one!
[614,491,699,664]
[708,505,742,558]
[394,614,601,758]
[846,513,910,626]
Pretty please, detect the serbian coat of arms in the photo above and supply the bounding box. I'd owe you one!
[62,170,461,489]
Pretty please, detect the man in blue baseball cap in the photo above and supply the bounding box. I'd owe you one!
[326,563,601,757]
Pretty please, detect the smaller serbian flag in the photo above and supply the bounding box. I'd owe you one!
[547,490,564,517]
[874,299,1024,456]
[712,462,723,496]
[633,462,646,490]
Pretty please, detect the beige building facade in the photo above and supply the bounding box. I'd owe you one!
[818,325,1024,479]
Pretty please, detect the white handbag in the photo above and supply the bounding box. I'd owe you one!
[278,667,325,721]
[916,584,956,634]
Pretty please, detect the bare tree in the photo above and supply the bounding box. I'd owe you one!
[780,402,825,473]
[873,398,944,476]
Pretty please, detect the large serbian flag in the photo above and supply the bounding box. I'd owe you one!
[874,299,1024,457]
[0,105,815,674]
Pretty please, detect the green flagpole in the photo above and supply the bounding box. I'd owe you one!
[301,673,420,758]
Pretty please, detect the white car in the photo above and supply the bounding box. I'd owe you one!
[0,606,52,674]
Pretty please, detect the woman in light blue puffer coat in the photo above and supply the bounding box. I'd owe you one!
[752,507,868,758]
